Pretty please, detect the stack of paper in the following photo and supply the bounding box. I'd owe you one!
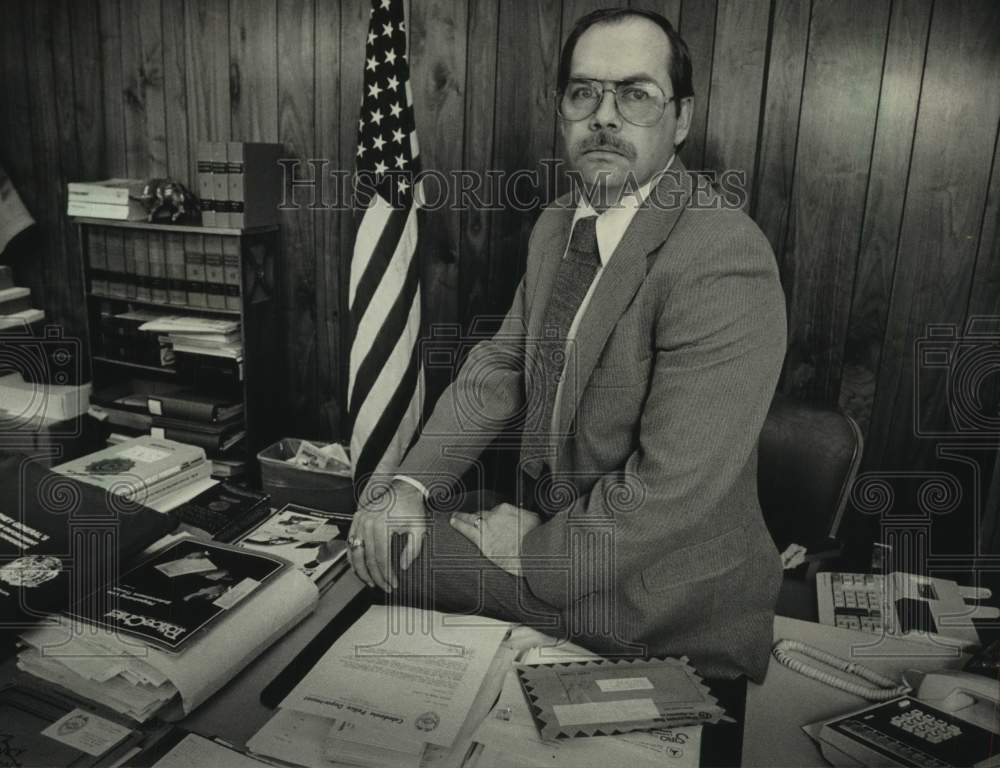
[18,540,318,723]
[247,606,511,768]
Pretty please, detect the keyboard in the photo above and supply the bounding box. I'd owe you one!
[817,572,887,634]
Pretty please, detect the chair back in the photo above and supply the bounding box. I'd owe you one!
[757,394,864,555]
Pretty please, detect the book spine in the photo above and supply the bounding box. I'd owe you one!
[197,142,216,227]
[204,236,227,309]
[149,395,217,422]
[132,230,151,302]
[222,238,241,311]
[123,231,137,299]
[104,231,127,298]
[227,141,245,230]
[184,234,208,308]
[212,141,230,228]
[148,233,168,304]
[165,232,187,305]
[86,228,109,296]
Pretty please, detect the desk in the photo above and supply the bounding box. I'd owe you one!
[743,616,969,766]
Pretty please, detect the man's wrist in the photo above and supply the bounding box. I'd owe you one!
[393,474,429,499]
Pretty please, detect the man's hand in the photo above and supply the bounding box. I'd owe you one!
[450,502,543,577]
[346,479,429,592]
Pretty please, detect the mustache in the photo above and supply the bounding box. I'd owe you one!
[575,132,636,159]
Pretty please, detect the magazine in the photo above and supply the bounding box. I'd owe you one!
[235,505,345,583]
[66,539,286,652]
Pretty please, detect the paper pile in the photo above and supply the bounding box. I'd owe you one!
[18,540,318,723]
[247,605,511,768]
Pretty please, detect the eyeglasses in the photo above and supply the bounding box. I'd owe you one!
[558,79,673,127]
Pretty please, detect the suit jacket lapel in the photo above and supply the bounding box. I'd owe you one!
[554,163,693,467]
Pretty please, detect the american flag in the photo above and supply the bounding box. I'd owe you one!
[348,0,424,492]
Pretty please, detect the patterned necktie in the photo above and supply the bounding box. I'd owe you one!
[537,214,601,448]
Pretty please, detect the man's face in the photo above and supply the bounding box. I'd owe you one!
[560,17,692,203]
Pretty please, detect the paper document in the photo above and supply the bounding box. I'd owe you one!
[152,733,273,767]
[280,605,510,748]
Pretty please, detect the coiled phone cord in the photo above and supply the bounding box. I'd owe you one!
[772,639,911,701]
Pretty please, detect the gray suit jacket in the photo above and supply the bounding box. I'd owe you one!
[399,160,786,681]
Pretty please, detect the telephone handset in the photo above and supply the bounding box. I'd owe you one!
[814,668,1000,767]
[904,669,1000,734]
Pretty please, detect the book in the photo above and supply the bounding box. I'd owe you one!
[67,199,146,221]
[212,142,229,228]
[226,142,283,228]
[170,482,270,540]
[132,229,152,302]
[0,460,177,633]
[68,178,145,205]
[203,236,226,310]
[148,234,168,304]
[146,389,243,422]
[123,231,138,300]
[0,286,31,314]
[184,235,207,307]
[165,232,187,306]
[104,231,127,298]
[222,238,241,310]
[52,435,208,504]
[150,421,245,453]
[196,143,216,227]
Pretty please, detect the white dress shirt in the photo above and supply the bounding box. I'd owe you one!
[397,156,676,497]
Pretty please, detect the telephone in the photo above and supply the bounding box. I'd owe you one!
[816,668,1000,767]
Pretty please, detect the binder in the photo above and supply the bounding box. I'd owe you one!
[165,232,187,306]
[184,235,208,307]
[148,233,168,304]
[222,238,241,311]
[123,231,137,299]
[212,142,230,228]
[132,229,152,302]
[104,231,127,298]
[197,142,216,227]
[204,236,227,310]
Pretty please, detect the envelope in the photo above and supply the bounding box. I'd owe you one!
[515,656,725,740]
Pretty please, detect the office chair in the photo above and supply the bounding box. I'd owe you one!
[757,394,864,617]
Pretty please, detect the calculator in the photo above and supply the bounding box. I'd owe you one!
[819,696,1000,767]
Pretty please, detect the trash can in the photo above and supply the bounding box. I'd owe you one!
[257,438,355,514]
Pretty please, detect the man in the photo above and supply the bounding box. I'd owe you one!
[343,8,786,681]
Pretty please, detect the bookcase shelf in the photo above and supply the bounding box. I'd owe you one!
[71,216,278,237]
[92,355,177,376]
[77,220,281,484]
[88,293,242,317]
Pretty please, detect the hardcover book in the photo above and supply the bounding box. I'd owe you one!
[52,435,207,503]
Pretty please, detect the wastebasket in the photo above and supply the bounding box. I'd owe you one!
[257,438,355,514]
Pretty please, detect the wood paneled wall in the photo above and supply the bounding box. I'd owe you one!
[2,0,999,551]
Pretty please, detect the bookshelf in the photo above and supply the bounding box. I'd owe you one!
[76,218,281,484]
